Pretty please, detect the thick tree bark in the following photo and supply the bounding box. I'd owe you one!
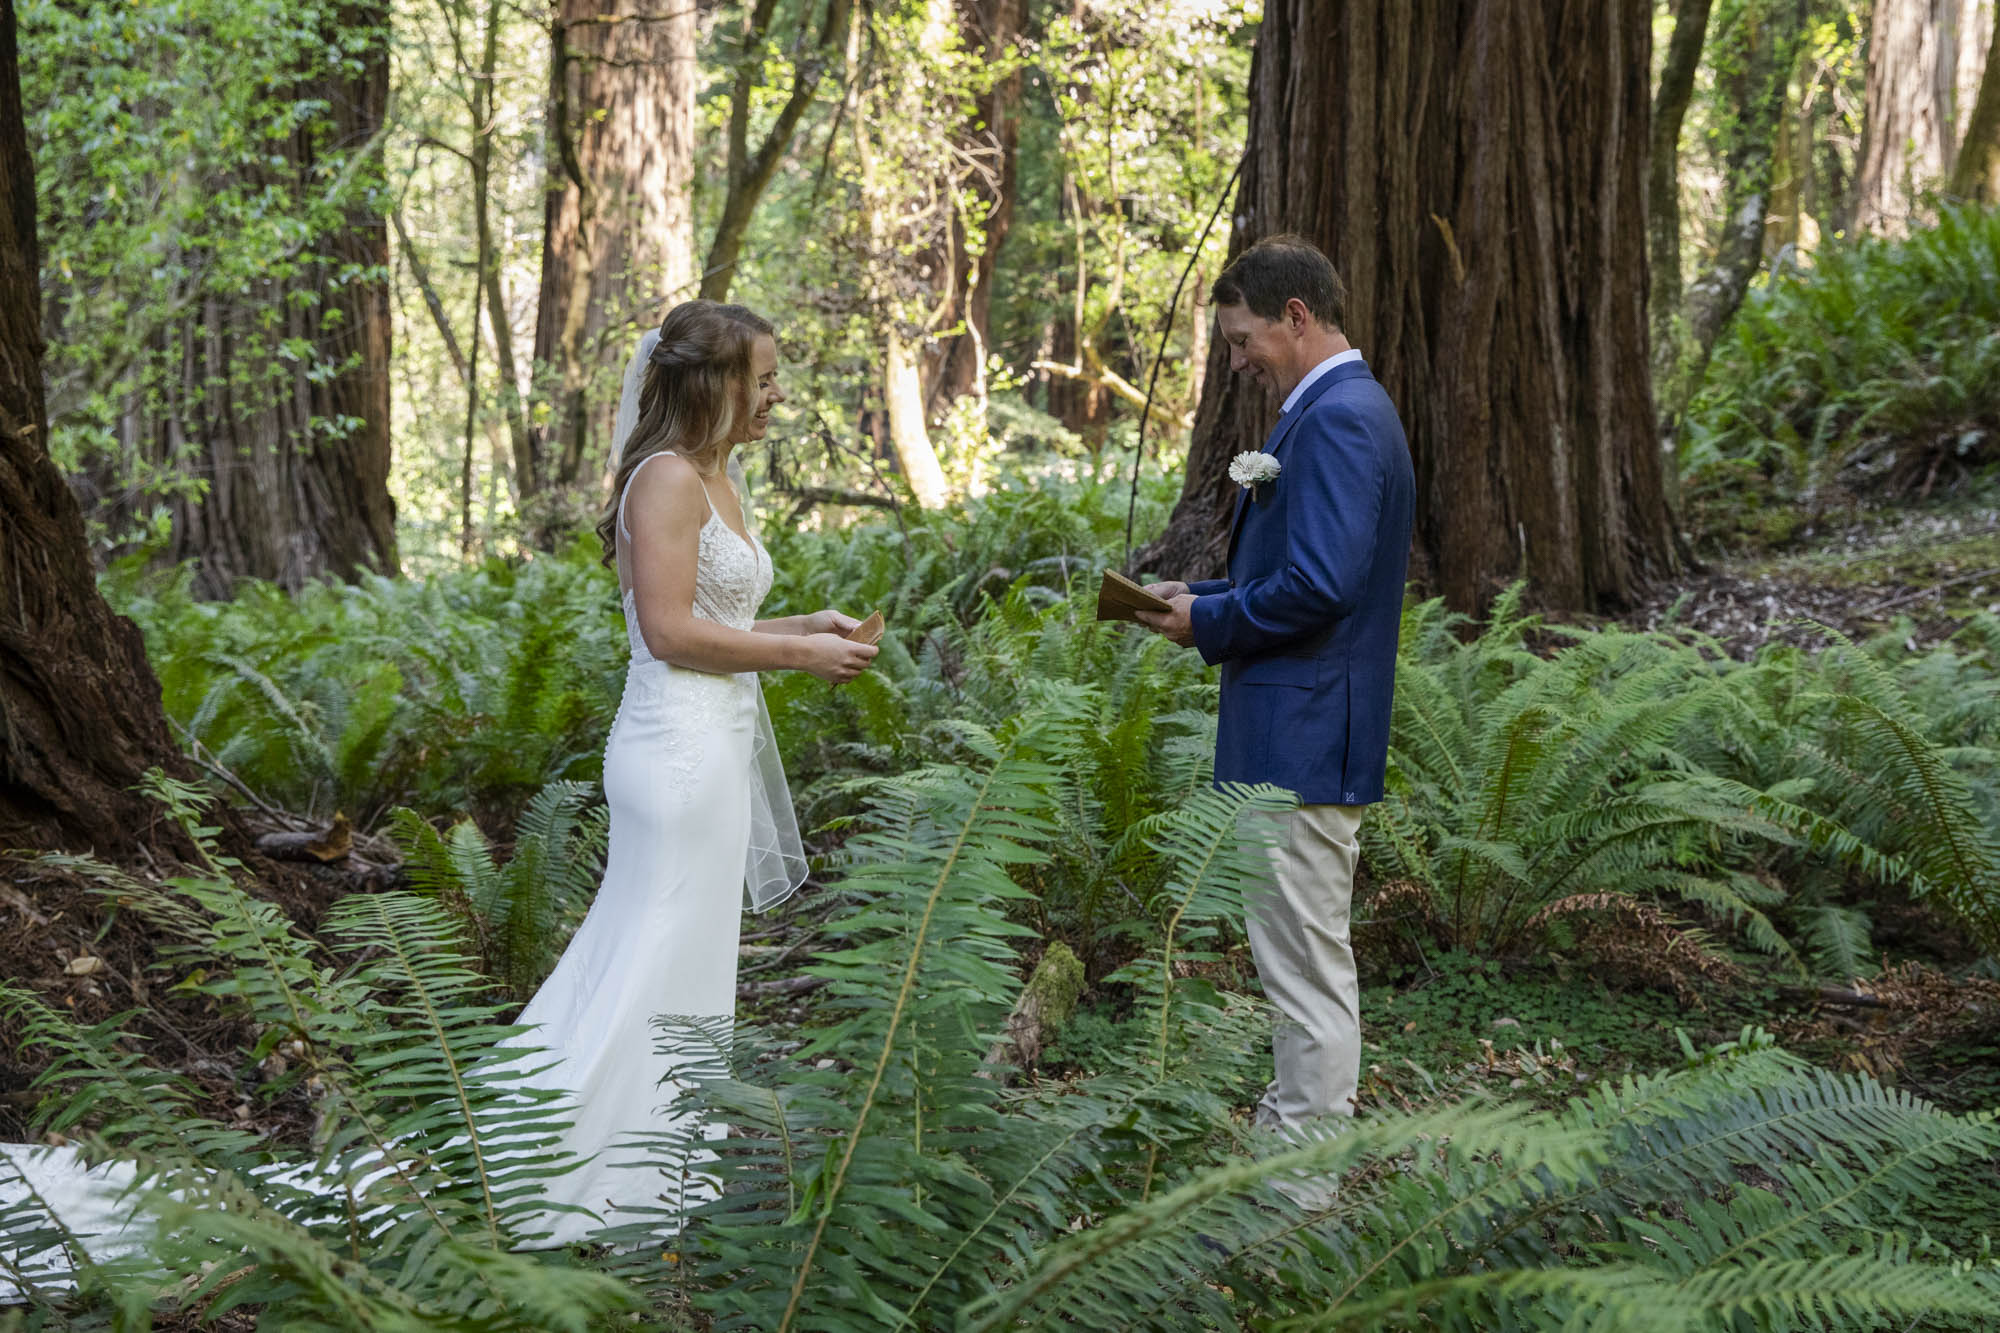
[0,0,193,852]
[534,0,697,490]
[1950,7,2000,200]
[701,0,854,303]
[1139,0,1677,614]
[1656,0,1808,443]
[92,3,396,600]
[1856,0,1988,233]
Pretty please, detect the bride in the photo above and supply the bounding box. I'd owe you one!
[508,299,877,1245]
[0,301,874,1277]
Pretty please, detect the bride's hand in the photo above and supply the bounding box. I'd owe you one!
[801,609,860,637]
[802,633,878,684]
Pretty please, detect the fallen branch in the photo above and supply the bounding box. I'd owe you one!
[1855,567,2000,619]
[737,974,828,1001]
[779,484,900,512]
[1031,359,1195,431]
[1775,984,1893,1010]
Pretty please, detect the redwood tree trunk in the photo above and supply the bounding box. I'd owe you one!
[1950,6,2000,200]
[0,0,193,853]
[1139,0,1677,613]
[534,0,697,489]
[1856,0,1983,233]
[100,3,396,600]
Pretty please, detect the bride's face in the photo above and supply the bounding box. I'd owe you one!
[737,334,783,443]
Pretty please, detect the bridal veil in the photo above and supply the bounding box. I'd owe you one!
[613,327,808,913]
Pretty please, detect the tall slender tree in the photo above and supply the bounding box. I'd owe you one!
[1656,0,1810,444]
[1648,0,1713,393]
[924,0,1026,414]
[702,0,855,303]
[534,0,698,492]
[1140,0,1676,613]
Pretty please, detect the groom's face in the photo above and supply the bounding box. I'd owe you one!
[1215,301,1299,398]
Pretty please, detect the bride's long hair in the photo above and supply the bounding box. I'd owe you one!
[597,299,775,567]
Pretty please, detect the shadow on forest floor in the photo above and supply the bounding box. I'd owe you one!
[1619,469,2000,658]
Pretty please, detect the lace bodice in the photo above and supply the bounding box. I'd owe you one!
[616,454,774,662]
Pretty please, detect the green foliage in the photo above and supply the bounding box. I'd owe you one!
[653,718,1998,1331]
[391,780,609,1002]
[1372,591,2000,976]
[4,774,631,1327]
[1683,205,2000,518]
[21,0,388,516]
[107,537,627,826]
[7,738,1997,1328]
[960,1032,2000,1332]
[1694,624,2000,962]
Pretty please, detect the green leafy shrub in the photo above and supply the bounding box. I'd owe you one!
[1373,592,2000,978]
[6,740,1997,1330]
[3,774,632,1327]
[1682,204,2000,523]
[108,538,628,828]
[391,781,609,1003]
[1690,624,2000,973]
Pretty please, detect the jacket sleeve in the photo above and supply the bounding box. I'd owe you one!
[1187,578,1231,597]
[1188,400,1385,666]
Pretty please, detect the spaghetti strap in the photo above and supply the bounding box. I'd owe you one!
[616,451,690,542]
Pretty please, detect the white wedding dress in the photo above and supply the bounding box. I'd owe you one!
[506,452,791,1246]
[0,447,806,1283]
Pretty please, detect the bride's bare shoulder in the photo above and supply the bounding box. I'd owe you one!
[624,451,708,528]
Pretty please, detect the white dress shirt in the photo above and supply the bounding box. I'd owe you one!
[1281,347,1364,415]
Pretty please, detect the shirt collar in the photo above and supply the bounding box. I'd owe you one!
[1281,348,1364,415]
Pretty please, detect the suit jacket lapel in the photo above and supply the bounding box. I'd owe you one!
[1225,362,1364,551]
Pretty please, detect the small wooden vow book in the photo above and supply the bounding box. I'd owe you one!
[1096,569,1171,624]
[845,610,886,645]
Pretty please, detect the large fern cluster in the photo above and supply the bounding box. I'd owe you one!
[611,703,1998,1330]
[1683,202,2000,505]
[6,748,1997,1329]
[2,774,631,1326]
[390,780,610,1002]
[1687,620,2000,972]
[106,537,628,827]
[1374,591,2000,977]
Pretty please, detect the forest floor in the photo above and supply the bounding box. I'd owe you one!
[1628,468,2000,657]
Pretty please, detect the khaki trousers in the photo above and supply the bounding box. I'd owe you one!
[1243,803,1364,1127]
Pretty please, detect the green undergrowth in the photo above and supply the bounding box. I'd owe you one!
[1735,482,2000,616]
[11,757,1998,1330]
[1681,204,2000,532]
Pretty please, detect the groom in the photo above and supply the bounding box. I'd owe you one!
[1136,234,1414,1136]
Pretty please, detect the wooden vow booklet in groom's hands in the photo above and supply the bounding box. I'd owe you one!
[845,610,886,646]
[1096,569,1172,624]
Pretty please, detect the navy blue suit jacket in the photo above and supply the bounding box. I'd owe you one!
[1187,359,1414,806]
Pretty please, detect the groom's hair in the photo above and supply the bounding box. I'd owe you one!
[1210,235,1346,330]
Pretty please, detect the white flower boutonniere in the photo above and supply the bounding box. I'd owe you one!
[1229,451,1282,503]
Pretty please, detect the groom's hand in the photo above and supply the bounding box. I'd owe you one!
[1135,594,1197,648]
[1143,581,1189,602]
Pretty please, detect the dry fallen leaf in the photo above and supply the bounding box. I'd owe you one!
[64,954,104,977]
